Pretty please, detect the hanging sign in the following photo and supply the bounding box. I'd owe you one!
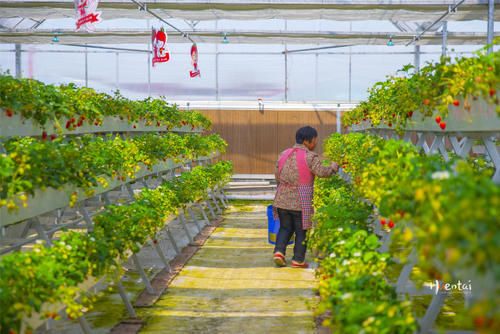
[189,43,200,78]
[74,0,101,32]
[152,27,170,66]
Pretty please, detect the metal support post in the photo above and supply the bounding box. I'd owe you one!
[414,45,421,72]
[284,45,288,102]
[153,241,171,272]
[337,107,342,134]
[487,0,494,54]
[187,207,203,232]
[131,253,155,294]
[395,248,417,293]
[78,202,94,230]
[32,217,52,246]
[102,191,112,206]
[125,183,136,199]
[196,202,210,224]
[78,316,92,334]
[441,21,447,57]
[116,279,137,317]
[205,198,217,219]
[210,192,222,214]
[178,212,193,243]
[419,292,447,333]
[483,136,500,184]
[15,44,21,78]
[85,45,88,87]
[165,227,180,256]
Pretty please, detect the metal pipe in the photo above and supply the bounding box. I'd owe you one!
[284,45,288,102]
[15,43,21,78]
[61,43,151,53]
[442,21,447,57]
[414,45,421,72]
[487,0,494,54]
[130,0,195,44]
[406,0,465,46]
[85,45,88,87]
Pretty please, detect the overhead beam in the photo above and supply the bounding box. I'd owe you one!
[0,29,497,45]
[0,1,499,21]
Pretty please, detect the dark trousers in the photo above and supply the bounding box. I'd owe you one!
[273,208,307,263]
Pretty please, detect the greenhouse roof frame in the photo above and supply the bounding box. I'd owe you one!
[0,0,498,45]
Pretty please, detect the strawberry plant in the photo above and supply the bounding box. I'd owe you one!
[0,74,211,133]
[1,132,226,212]
[343,40,500,133]
[0,161,233,334]
[318,132,499,333]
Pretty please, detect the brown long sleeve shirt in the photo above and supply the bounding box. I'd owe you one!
[273,143,335,211]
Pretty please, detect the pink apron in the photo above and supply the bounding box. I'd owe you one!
[273,148,314,230]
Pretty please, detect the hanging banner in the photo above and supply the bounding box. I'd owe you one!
[189,43,200,78]
[74,0,101,32]
[152,27,170,66]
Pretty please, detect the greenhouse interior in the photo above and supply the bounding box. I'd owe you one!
[0,0,499,333]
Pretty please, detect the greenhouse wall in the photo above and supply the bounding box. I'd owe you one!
[200,108,342,174]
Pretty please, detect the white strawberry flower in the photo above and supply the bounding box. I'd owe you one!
[329,253,336,258]
[431,171,450,180]
[341,293,352,300]
[353,252,361,257]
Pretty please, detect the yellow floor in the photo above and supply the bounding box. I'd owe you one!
[139,204,317,334]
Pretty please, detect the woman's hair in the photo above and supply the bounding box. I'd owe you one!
[296,126,318,144]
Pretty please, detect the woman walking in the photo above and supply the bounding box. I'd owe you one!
[272,126,339,268]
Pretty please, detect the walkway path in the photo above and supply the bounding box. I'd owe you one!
[138,204,317,333]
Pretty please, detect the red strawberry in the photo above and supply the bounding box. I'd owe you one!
[487,66,493,71]
[133,125,137,129]
[120,116,124,121]
[95,122,99,126]
[388,220,395,228]
[489,88,497,97]
[6,109,13,117]
[408,111,413,117]
[66,121,71,129]
[439,121,446,130]
[182,121,186,125]
[162,158,166,162]
[453,100,460,106]
[322,275,326,280]
[474,316,485,327]
[363,118,366,121]
[157,122,161,126]
[363,110,367,114]
[435,116,441,124]
[153,239,158,244]
[388,122,392,127]
[380,218,386,226]
[423,99,430,105]
[42,131,47,140]
[81,115,86,120]
[70,118,75,123]
[392,113,395,117]
[50,134,56,140]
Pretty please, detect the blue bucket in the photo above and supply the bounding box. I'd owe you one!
[267,205,294,245]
